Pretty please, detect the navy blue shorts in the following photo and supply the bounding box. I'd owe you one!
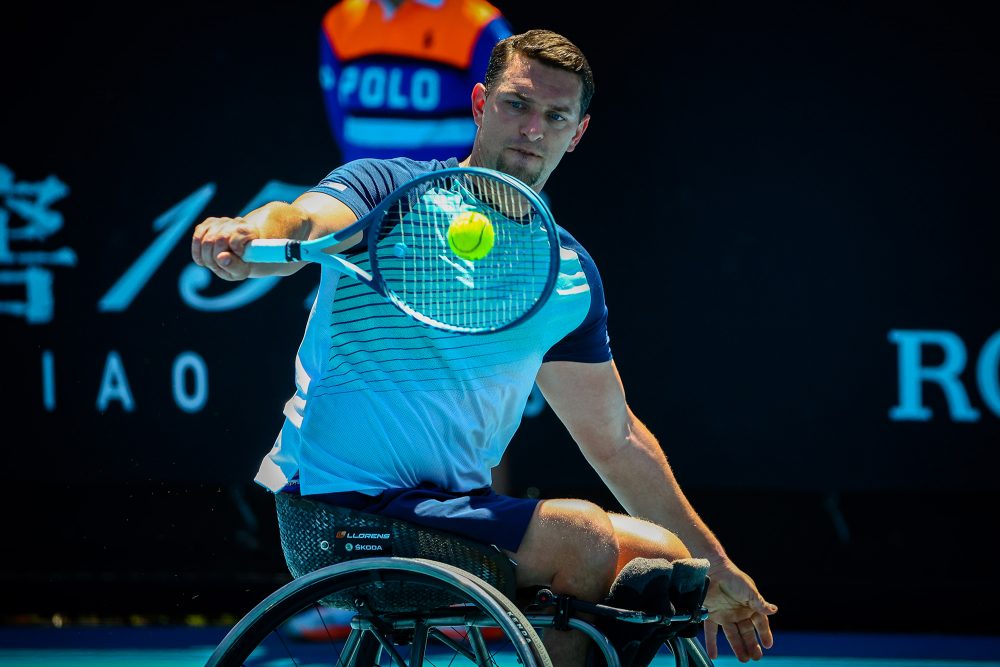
[280,481,540,552]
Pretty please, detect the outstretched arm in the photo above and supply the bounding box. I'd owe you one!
[535,359,778,662]
[191,191,361,281]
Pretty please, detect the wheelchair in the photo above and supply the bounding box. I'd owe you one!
[205,493,716,667]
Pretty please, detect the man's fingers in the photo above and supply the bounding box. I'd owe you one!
[212,234,233,268]
[231,223,256,257]
[752,611,774,649]
[191,217,254,280]
[215,250,249,281]
[721,622,747,662]
[738,621,763,660]
[754,594,778,615]
[216,250,235,274]
[721,621,764,663]
[201,236,221,273]
[191,219,216,266]
[703,620,719,660]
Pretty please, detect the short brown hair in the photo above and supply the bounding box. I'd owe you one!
[484,29,595,116]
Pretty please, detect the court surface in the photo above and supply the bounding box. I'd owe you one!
[0,627,997,666]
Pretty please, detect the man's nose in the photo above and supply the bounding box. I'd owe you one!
[521,113,544,142]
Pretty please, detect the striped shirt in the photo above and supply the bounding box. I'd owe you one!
[255,157,612,495]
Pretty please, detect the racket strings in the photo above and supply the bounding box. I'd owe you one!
[374,173,554,332]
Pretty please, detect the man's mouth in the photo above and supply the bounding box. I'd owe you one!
[508,147,542,159]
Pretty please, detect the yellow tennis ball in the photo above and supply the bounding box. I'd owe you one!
[447,210,495,261]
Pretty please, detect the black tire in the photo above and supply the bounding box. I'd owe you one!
[206,557,552,667]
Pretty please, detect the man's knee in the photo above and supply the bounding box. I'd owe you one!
[549,499,619,570]
[608,513,691,572]
[515,499,619,595]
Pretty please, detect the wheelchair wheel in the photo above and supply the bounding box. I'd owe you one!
[676,636,714,667]
[663,635,715,667]
[205,557,552,667]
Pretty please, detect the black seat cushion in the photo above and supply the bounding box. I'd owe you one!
[275,492,518,612]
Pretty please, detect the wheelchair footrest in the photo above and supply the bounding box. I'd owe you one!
[526,556,713,667]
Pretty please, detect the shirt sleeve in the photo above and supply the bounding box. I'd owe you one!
[308,158,404,219]
[307,157,460,249]
[543,233,614,364]
[306,158,417,250]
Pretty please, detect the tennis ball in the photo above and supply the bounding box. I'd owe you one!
[447,210,495,261]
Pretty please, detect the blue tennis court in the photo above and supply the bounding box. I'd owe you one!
[1,627,997,666]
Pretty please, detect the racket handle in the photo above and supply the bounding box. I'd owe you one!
[243,239,301,263]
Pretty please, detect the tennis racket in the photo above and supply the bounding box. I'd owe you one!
[243,167,560,334]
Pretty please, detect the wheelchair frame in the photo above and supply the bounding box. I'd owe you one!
[204,495,717,667]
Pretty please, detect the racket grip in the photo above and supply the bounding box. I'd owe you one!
[243,239,301,263]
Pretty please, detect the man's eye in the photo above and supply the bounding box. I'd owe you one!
[549,113,566,122]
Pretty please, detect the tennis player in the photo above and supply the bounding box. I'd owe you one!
[192,29,777,666]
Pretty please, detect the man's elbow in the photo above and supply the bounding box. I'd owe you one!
[576,421,632,466]
[580,409,660,463]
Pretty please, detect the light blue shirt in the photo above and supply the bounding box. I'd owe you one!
[255,158,611,495]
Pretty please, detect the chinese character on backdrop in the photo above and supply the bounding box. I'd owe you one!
[0,164,76,324]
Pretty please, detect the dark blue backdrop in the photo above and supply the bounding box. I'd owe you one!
[2,0,997,634]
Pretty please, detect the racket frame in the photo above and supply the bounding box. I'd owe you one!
[244,167,560,334]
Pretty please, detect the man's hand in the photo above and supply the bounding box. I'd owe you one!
[703,559,777,662]
[191,216,258,281]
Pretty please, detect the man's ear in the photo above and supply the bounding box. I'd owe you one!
[471,83,488,127]
[566,114,591,153]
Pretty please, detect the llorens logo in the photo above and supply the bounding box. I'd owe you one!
[336,529,390,554]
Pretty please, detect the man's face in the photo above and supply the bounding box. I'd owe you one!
[468,53,590,191]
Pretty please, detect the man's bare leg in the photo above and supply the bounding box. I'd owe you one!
[608,513,691,571]
[511,501,690,666]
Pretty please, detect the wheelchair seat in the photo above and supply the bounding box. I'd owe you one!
[275,491,518,611]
